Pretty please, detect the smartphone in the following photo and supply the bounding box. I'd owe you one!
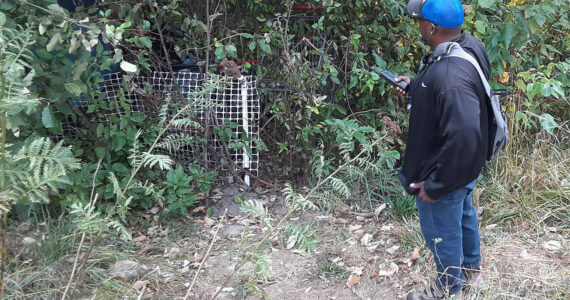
[367,65,409,91]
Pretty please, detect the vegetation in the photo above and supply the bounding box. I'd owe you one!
[0,0,567,298]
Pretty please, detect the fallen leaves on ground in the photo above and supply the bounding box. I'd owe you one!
[346,273,361,287]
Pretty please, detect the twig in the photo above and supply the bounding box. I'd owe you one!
[183,209,227,300]
[61,193,100,300]
[62,161,102,300]
[136,284,147,300]
[336,208,374,218]
[156,23,175,75]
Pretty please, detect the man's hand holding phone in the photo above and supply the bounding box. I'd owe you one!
[393,76,411,96]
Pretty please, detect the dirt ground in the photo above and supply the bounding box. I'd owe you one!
[5,186,569,300]
[113,186,569,300]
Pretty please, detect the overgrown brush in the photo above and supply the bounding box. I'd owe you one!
[478,124,569,229]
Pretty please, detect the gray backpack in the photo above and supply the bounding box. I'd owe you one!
[441,42,509,160]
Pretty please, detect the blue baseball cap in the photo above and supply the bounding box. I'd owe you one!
[407,0,464,28]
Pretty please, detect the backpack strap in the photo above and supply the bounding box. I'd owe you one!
[442,42,492,99]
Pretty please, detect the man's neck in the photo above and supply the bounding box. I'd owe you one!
[430,31,463,50]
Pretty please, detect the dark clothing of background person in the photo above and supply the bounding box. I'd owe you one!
[397,32,491,200]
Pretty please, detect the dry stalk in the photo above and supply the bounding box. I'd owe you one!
[183,209,227,300]
[61,161,102,300]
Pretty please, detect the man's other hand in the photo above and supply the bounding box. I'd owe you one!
[393,76,411,96]
[410,182,438,203]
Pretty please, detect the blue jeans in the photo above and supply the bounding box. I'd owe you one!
[416,179,481,293]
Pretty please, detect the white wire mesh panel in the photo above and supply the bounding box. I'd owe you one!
[56,72,260,177]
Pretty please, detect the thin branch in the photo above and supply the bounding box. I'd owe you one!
[183,209,227,299]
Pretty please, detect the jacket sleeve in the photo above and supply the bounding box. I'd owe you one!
[423,86,485,199]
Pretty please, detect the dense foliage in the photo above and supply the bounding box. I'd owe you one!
[0,0,567,218]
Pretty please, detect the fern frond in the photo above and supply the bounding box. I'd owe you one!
[156,133,195,152]
[168,118,202,131]
[140,152,174,170]
[329,177,351,198]
[15,138,80,173]
[108,172,122,198]
[158,95,172,126]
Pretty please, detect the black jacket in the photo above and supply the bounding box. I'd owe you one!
[397,32,491,199]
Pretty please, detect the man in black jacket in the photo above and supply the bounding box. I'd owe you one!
[394,0,490,299]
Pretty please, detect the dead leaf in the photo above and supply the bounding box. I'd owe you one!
[411,247,421,261]
[353,229,365,235]
[485,224,498,230]
[120,60,137,73]
[136,246,152,254]
[304,287,312,294]
[410,272,426,283]
[286,235,298,249]
[366,244,379,252]
[389,262,399,273]
[204,217,216,226]
[377,268,396,277]
[360,233,373,247]
[385,245,400,255]
[133,280,149,291]
[349,224,362,231]
[164,247,182,258]
[194,251,206,263]
[356,216,367,222]
[369,271,377,279]
[346,274,361,287]
[133,235,148,243]
[192,206,206,213]
[375,203,387,218]
[542,240,562,251]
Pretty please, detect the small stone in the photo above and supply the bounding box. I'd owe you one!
[360,233,373,247]
[22,237,37,246]
[108,260,146,280]
[150,207,159,214]
[219,224,244,238]
[385,245,400,255]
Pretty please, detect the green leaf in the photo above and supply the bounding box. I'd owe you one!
[214,46,225,61]
[504,23,513,49]
[348,76,358,89]
[0,12,6,26]
[225,44,237,57]
[142,20,151,31]
[539,114,557,134]
[478,0,496,9]
[72,62,89,80]
[249,41,256,51]
[65,83,82,97]
[139,37,152,49]
[258,40,271,54]
[42,107,55,128]
[474,20,486,34]
[545,45,562,55]
[95,147,107,159]
[240,33,254,39]
[372,52,386,70]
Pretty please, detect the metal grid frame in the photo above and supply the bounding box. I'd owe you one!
[56,72,260,178]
